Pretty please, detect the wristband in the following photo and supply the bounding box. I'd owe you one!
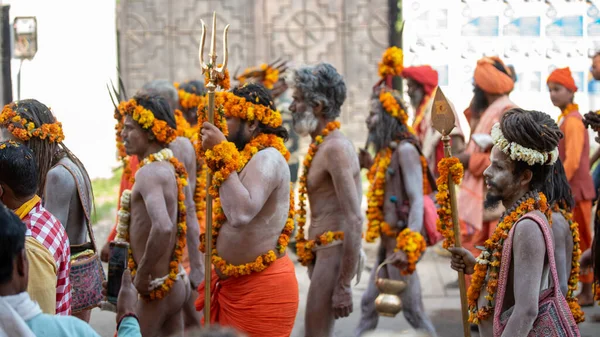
[117,312,139,330]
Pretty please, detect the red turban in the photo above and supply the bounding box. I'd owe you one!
[473,56,514,95]
[547,67,578,92]
[402,65,439,95]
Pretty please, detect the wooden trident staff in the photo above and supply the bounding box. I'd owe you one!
[431,88,471,337]
[198,11,229,325]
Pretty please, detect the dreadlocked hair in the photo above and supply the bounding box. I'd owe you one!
[369,87,415,153]
[232,83,289,141]
[542,158,575,211]
[500,108,563,192]
[13,100,94,208]
[133,94,177,130]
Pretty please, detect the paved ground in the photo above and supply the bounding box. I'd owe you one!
[88,219,600,337]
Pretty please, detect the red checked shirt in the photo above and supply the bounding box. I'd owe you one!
[23,201,71,315]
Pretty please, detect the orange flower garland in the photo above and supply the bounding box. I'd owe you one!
[412,93,433,134]
[554,204,584,323]
[215,91,283,128]
[0,104,65,143]
[435,157,464,249]
[365,147,393,242]
[174,109,195,139]
[379,90,416,135]
[238,63,280,89]
[114,109,132,183]
[204,64,230,90]
[395,228,427,275]
[296,231,345,266]
[295,121,342,264]
[176,88,206,113]
[117,99,177,145]
[557,103,578,124]
[199,134,294,277]
[124,148,188,301]
[194,163,208,233]
[378,46,403,78]
[468,192,549,324]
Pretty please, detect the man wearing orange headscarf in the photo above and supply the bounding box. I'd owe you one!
[547,67,596,306]
[402,65,465,178]
[456,56,517,288]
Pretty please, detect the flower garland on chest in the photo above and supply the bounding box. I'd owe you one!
[558,103,578,124]
[198,133,294,277]
[553,204,584,323]
[294,121,342,265]
[468,191,550,324]
[116,148,188,301]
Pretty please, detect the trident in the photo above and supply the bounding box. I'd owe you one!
[199,11,229,326]
[431,88,471,337]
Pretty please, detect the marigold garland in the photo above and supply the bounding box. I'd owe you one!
[204,64,230,90]
[0,140,21,150]
[296,231,344,266]
[378,46,403,78]
[238,63,280,89]
[553,204,584,323]
[196,103,228,161]
[117,99,178,145]
[194,163,208,233]
[174,109,196,139]
[435,157,464,249]
[121,148,188,301]
[395,228,427,275]
[557,103,578,124]
[379,90,416,135]
[412,93,433,135]
[114,110,132,183]
[199,134,294,277]
[215,91,283,129]
[468,191,549,324]
[295,121,342,262]
[0,104,65,143]
[176,87,206,113]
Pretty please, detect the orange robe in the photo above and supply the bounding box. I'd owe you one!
[196,255,299,337]
[559,113,595,283]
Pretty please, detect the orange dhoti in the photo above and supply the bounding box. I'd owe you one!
[573,200,593,283]
[196,254,299,337]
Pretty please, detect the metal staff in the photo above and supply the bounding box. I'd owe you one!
[198,11,229,325]
[431,88,471,337]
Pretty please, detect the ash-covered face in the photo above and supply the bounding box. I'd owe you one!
[226,116,251,151]
[120,115,152,157]
[365,99,380,132]
[406,78,425,109]
[482,146,522,209]
[289,87,318,136]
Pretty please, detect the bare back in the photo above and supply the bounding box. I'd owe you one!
[170,137,197,191]
[129,162,179,279]
[307,130,362,237]
[551,211,573,296]
[217,147,290,268]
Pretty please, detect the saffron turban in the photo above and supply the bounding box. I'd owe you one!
[547,67,578,92]
[402,65,439,95]
[473,56,514,95]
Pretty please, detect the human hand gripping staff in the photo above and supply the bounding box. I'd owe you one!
[431,88,471,337]
[198,11,229,326]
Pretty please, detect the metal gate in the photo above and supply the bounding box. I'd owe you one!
[117,0,389,143]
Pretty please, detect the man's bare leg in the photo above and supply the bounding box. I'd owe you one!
[183,284,200,328]
[305,245,343,337]
[136,277,187,337]
[355,247,384,336]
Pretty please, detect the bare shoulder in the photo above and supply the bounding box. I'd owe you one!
[321,132,358,169]
[46,165,75,190]
[246,147,289,180]
[513,213,546,249]
[396,141,419,158]
[171,136,195,154]
[135,162,175,191]
[550,212,569,237]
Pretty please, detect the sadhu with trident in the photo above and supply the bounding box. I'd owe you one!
[195,12,299,337]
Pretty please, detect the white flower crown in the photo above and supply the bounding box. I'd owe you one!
[490,123,559,166]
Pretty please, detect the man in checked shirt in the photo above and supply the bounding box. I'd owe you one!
[0,141,71,315]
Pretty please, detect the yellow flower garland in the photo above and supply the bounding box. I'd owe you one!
[557,103,578,124]
[435,157,464,249]
[412,93,433,133]
[295,121,341,264]
[174,109,196,139]
[378,46,403,78]
[0,104,65,143]
[204,64,230,90]
[296,231,344,266]
[194,163,208,233]
[395,228,427,275]
[379,90,416,135]
[553,204,584,323]
[468,192,550,324]
[0,140,21,150]
[215,91,283,128]
[199,134,294,277]
[117,99,178,145]
[237,63,280,89]
[124,148,188,301]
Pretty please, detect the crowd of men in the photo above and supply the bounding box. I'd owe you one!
[0,45,599,337]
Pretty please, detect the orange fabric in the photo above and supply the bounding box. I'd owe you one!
[547,67,578,92]
[460,219,498,289]
[468,152,491,178]
[402,65,439,95]
[458,96,517,231]
[473,56,514,94]
[561,117,585,181]
[573,200,593,283]
[107,156,140,243]
[196,255,299,337]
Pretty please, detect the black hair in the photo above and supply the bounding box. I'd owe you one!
[179,80,206,96]
[133,94,177,130]
[542,159,575,210]
[232,83,289,141]
[0,203,27,284]
[500,108,563,193]
[0,142,38,198]
[369,88,414,152]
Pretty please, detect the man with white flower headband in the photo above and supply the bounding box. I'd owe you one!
[449,109,576,336]
[196,83,299,337]
[114,93,191,337]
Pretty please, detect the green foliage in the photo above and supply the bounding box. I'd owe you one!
[92,167,121,223]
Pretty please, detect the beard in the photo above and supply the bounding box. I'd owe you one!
[409,90,425,111]
[471,86,489,119]
[292,106,319,137]
[484,193,503,210]
[228,124,250,151]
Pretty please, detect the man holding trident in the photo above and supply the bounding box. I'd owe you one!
[195,13,299,337]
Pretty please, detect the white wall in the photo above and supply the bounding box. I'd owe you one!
[6,0,118,179]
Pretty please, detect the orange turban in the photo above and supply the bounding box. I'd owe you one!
[547,67,578,92]
[402,65,439,95]
[473,56,514,95]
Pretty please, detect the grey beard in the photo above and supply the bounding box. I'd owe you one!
[292,107,319,137]
[369,111,402,152]
[409,91,424,110]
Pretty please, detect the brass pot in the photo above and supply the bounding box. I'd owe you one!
[374,260,407,317]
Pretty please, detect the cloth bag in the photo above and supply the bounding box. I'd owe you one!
[493,213,580,337]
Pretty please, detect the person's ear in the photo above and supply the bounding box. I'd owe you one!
[520,169,533,188]
[248,120,259,134]
[313,101,324,115]
[17,249,27,277]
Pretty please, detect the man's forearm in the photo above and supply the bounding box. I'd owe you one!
[407,197,424,234]
[137,224,174,278]
[336,220,362,287]
[501,306,537,337]
[184,186,204,276]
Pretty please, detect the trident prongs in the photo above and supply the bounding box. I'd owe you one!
[198,12,230,82]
